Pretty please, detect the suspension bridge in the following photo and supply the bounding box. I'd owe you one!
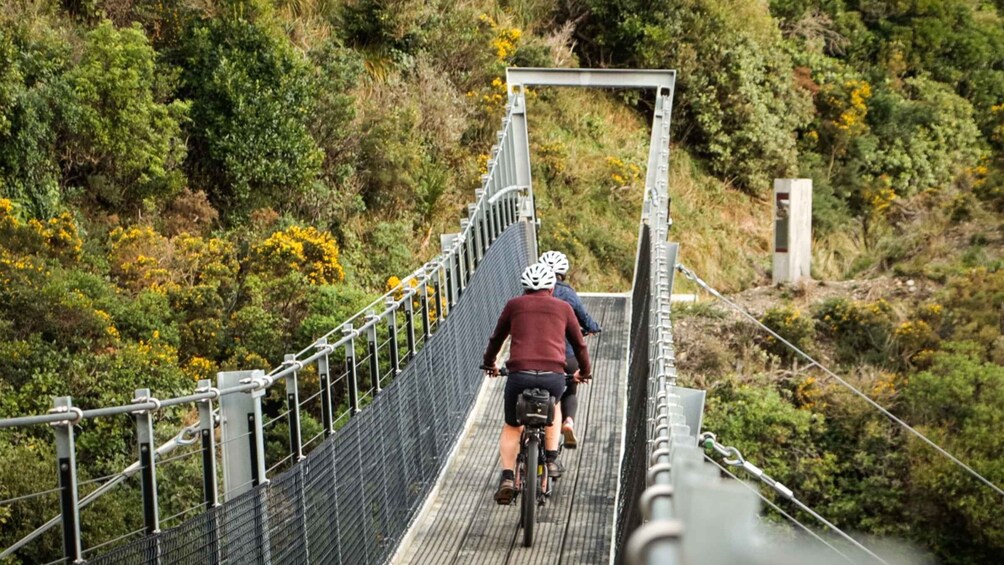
[1,68,984,565]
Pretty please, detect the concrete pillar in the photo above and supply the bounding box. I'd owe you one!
[772,179,812,284]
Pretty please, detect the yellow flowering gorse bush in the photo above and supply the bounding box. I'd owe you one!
[254,225,345,285]
[606,156,643,188]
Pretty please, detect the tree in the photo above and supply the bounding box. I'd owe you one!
[59,21,189,207]
[573,0,813,193]
[0,21,66,217]
[178,15,322,217]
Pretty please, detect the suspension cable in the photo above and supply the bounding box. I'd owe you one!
[677,263,1004,498]
[702,433,890,565]
[703,455,856,564]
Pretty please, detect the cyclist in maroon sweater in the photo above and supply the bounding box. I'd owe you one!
[482,263,592,504]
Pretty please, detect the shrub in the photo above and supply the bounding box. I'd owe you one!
[357,220,414,287]
[338,0,435,57]
[901,343,1004,562]
[162,188,219,236]
[760,305,816,360]
[940,267,1004,353]
[815,297,895,363]
[356,96,424,212]
[253,225,345,285]
[107,224,173,291]
[703,375,837,501]
[298,284,375,343]
[862,78,984,200]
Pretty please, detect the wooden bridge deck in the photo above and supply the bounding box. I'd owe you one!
[392,296,628,565]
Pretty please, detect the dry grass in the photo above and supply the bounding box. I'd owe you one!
[670,150,772,293]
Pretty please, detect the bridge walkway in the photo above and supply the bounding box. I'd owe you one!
[393,296,628,565]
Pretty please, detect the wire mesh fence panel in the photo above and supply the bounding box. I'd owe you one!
[303,440,339,564]
[158,508,220,564]
[265,466,309,564]
[614,225,651,563]
[87,223,529,565]
[85,533,157,565]
[334,413,369,565]
[220,485,269,564]
[376,384,408,536]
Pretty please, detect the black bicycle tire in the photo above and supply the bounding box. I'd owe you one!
[517,453,525,527]
[522,436,538,547]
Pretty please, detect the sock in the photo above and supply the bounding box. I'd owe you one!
[545,450,559,462]
[501,469,514,481]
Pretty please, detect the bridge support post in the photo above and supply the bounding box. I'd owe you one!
[217,370,267,499]
[284,355,303,461]
[196,379,219,508]
[772,178,812,285]
[420,276,432,343]
[508,91,537,261]
[485,186,499,242]
[133,389,161,539]
[456,233,468,295]
[480,200,491,253]
[386,300,401,377]
[468,204,482,267]
[436,268,446,321]
[440,234,460,308]
[460,219,474,284]
[52,396,82,564]
[365,313,382,394]
[216,370,272,562]
[343,325,360,415]
[316,338,334,436]
[404,294,417,360]
[196,379,221,564]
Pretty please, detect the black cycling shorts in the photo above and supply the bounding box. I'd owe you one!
[503,371,565,427]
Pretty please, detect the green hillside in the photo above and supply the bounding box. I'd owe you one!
[1,0,1003,562]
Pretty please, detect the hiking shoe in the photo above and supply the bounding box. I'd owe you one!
[546,460,564,479]
[494,477,515,505]
[562,419,578,449]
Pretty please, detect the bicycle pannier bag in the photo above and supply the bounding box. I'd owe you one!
[516,388,553,426]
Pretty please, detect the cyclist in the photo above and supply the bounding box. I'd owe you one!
[482,263,592,505]
[538,250,602,448]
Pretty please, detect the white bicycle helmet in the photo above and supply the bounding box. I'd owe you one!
[538,250,569,275]
[521,263,556,290]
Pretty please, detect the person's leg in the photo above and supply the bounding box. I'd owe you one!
[544,402,562,452]
[561,357,580,447]
[561,356,579,420]
[561,380,578,420]
[500,374,525,471]
[542,373,567,478]
[499,424,522,470]
[496,375,525,504]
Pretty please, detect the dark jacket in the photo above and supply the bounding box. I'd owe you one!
[553,280,601,357]
[482,291,591,376]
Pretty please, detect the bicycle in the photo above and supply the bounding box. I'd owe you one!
[499,368,557,547]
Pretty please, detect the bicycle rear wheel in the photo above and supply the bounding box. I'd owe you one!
[522,436,538,547]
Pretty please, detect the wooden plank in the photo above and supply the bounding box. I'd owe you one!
[560,297,627,564]
[393,297,628,565]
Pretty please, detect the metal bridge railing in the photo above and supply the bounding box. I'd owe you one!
[0,101,534,564]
